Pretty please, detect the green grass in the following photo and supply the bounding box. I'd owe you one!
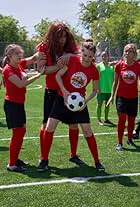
[0,77,140,207]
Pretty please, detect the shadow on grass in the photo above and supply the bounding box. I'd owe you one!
[123,143,140,153]
[50,164,101,178]
[21,165,52,178]
[102,123,117,128]
[88,175,138,187]
[23,163,138,187]
[0,146,9,151]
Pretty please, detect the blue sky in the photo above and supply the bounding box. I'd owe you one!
[0,0,88,37]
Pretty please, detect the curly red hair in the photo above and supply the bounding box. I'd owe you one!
[38,22,78,63]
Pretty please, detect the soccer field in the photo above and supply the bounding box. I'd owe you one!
[0,77,140,207]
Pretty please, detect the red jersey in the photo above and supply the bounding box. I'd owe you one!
[3,60,27,103]
[115,60,140,98]
[58,56,99,96]
[36,42,78,90]
[36,42,58,90]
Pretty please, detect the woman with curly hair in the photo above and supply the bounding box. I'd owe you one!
[36,22,84,171]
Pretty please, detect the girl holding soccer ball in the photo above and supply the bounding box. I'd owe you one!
[38,41,105,172]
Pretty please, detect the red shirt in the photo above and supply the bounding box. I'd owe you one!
[58,56,99,96]
[36,42,58,90]
[36,42,78,90]
[115,60,140,98]
[3,60,27,103]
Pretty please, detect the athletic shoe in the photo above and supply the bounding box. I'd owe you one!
[116,143,123,151]
[133,133,139,139]
[7,164,27,172]
[124,130,136,137]
[95,162,105,172]
[37,160,48,172]
[104,119,115,125]
[98,120,104,126]
[69,155,85,166]
[127,139,135,146]
[16,159,29,170]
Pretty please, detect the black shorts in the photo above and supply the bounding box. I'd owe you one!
[116,96,138,117]
[43,89,57,123]
[4,100,26,129]
[49,95,90,124]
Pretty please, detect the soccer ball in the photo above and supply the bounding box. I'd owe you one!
[66,92,85,112]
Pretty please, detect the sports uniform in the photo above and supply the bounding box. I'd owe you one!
[3,60,27,129]
[96,58,114,125]
[37,49,105,172]
[115,60,140,116]
[37,40,84,165]
[115,59,140,149]
[50,56,99,124]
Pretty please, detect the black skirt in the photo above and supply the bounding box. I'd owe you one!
[4,100,26,129]
[49,95,90,124]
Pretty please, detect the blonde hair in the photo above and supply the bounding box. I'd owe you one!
[123,43,137,59]
[2,44,23,67]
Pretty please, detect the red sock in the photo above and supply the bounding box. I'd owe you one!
[42,131,54,160]
[118,113,126,144]
[69,128,79,157]
[86,134,99,163]
[9,127,26,166]
[127,116,135,140]
[39,128,45,159]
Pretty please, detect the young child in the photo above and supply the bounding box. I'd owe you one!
[96,51,114,125]
[107,43,140,150]
[2,44,45,172]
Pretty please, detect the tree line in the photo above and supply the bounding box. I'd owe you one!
[0,0,140,59]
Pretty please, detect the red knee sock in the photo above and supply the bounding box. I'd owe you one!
[42,131,54,160]
[127,116,135,140]
[86,134,99,163]
[39,128,45,159]
[9,127,26,166]
[118,113,126,144]
[69,128,79,157]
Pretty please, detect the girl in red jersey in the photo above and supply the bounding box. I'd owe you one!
[36,22,84,169]
[2,44,45,172]
[107,43,140,150]
[37,42,105,172]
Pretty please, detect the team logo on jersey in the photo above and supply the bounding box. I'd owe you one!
[71,72,87,88]
[122,70,136,84]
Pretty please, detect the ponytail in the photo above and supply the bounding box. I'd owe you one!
[2,56,9,67]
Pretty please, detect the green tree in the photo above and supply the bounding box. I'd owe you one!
[34,18,83,44]
[0,15,36,58]
[79,0,140,53]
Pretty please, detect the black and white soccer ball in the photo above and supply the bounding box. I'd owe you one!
[66,92,85,112]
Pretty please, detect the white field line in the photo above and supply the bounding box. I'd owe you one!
[0,173,140,190]
[0,132,117,141]
[27,84,42,90]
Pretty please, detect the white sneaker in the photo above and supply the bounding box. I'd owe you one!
[116,143,123,150]
[124,130,136,136]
